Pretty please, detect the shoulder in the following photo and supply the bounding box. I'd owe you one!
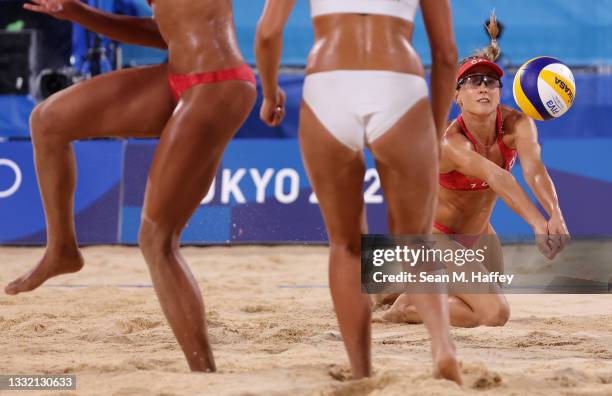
[440,118,473,171]
[500,105,532,133]
[442,119,472,151]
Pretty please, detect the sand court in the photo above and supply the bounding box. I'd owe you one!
[1,245,611,395]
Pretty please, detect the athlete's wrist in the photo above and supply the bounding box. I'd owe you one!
[531,217,548,234]
[549,209,564,222]
[61,1,86,21]
[262,88,279,102]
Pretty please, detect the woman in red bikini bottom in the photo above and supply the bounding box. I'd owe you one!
[6,0,256,371]
[381,17,569,328]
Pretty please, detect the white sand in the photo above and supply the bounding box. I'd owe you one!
[1,246,611,395]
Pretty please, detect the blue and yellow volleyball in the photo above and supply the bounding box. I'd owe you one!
[513,57,576,120]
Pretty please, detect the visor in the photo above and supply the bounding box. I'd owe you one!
[457,57,504,82]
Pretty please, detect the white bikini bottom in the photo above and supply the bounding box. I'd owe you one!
[302,70,429,151]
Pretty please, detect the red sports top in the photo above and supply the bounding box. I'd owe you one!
[439,108,517,191]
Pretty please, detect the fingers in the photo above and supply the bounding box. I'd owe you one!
[23,0,54,14]
[259,98,286,127]
[268,89,287,126]
[260,111,274,127]
[23,3,46,13]
[259,106,283,127]
[278,89,287,108]
[274,104,286,125]
[546,221,571,257]
[549,234,562,253]
[536,235,554,260]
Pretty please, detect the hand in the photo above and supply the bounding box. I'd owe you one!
[23,0,79,20]
[534,216,569,261]
[259,88,286,127]
[533,221,555,260]
[546,215,570,256]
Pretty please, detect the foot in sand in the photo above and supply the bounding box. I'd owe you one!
[381,294,423,324]
[432,338,462,385]
[5,247,84,295]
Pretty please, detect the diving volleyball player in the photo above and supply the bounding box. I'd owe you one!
[382,14,570,328]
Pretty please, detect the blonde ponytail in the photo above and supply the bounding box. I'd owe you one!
[475,11,501,61]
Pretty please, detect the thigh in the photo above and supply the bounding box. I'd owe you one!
[142,80,256,230]
[448,226,507,312]
[483,224,504,273]
[299,102,366,245]
[36,63,175,139]
[369,98,438,234]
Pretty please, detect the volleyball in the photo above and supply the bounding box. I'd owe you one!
[513,56,576,120]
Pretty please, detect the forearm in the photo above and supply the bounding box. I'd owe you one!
[65,2,166,49]
[490,172,547,229]
[429,54,457,141]
[525,165,564,219]
[254,29,282,99]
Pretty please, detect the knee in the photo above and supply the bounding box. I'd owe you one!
[138,217,178,261]
[29,100,63,147]
[329,239,361,260]
[462,315,481,328]
[480,301,510,327]
[387,190,437,235]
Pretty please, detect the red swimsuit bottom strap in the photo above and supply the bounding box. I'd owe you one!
[433,221,454,234]
[434,222,482,248]
[168,63,256,102]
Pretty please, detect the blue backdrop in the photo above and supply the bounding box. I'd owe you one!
[233,0,612,66]
[3,72,611,140]
[119,0,612,67]
[1,0,611,244]
[0,140,123,244]
[1,136,610,245]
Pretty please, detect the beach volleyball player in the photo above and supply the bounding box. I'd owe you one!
[5,0,257,372]
[382,14,570,327]
[256,0,462,383]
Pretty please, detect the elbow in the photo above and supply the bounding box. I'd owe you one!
[140,38,167,50]
[151,40,168,50]
[256,23,283,47]
[144,19,167,50]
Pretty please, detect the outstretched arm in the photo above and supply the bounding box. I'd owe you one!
[255,0,296,127]
[513,115,569,246]
[443,136,547,232]
[24,0,166,49]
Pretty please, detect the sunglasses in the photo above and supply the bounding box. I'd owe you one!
[457,74,503,89]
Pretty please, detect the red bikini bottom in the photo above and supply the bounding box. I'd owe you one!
[168,63,256,102]
[433,221,481,249]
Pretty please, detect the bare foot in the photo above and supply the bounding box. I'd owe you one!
[328,364,352,381]
[5,248,84,295]
[432,339,462,385]
[370,293,400,308]
[381,293,423,324]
